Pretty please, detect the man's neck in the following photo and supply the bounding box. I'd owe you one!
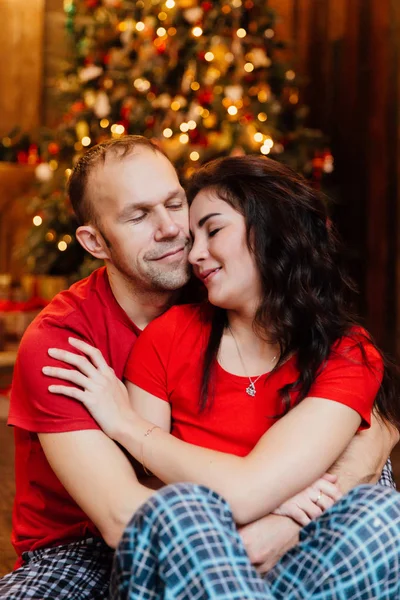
[106,265,178,330]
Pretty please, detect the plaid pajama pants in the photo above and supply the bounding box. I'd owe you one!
[0,459,396,599]
[111,482,400,600]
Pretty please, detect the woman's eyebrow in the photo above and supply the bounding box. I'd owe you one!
[197,212,222,228]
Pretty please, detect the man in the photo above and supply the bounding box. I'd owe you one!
[0,136,397,599]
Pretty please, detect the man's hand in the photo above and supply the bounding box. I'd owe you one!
[239,513,300,574]
[330,413,399,492]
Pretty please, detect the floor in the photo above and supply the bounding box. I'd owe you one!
[1,398,400,577]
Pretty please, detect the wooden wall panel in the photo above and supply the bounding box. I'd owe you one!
[0,0,45,135]
[365,0,391,345]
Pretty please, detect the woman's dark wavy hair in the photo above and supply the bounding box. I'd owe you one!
[187,155,400,427]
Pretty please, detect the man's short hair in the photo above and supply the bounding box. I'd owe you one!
[68,135,163,225]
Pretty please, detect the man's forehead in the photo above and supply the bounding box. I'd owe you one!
[90,154,184,210]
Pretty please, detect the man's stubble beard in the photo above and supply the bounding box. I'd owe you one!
[109,246,191,293]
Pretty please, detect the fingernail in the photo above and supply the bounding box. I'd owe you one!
[42,367,51,374]
[48,348,57,355]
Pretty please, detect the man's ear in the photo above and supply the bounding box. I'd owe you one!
[76,225,110,260]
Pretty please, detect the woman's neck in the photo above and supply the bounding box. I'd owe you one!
[220,310,279,376]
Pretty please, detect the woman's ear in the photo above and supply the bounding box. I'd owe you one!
[75,225,110,260]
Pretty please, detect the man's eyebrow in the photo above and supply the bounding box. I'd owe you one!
[198,213,222,228]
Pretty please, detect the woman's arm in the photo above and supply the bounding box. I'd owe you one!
[44,339,360,525]
[117,393,360,524]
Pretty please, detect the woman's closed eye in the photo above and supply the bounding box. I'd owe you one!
[208,228,221,238]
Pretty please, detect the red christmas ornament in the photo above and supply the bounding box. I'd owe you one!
[156,42,167,55]
[102,52,111,65]
[197,89,213,105]
[71,100,86,113]
[201,1,212,11]
[48,142,60,155]
[27,144,40,165]
[17,151,28,164]
[120,105,131,120]
[85,0,99,7]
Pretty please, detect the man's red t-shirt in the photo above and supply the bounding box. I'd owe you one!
[8,267,140,567]
[125,304,383,457]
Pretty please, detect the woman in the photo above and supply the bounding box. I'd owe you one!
[43,156,400,598]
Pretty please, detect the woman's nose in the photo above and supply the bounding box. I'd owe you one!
[188,238,208,265]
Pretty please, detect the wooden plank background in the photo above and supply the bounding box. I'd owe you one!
[0,0,45,136]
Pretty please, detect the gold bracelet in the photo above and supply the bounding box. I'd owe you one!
[140,425,160,476]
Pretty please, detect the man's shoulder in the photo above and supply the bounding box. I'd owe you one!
[24,268,107,341]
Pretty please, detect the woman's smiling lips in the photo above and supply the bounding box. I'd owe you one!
[198,267,222,284]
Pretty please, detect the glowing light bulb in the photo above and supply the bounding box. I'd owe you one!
[33,216,42,226]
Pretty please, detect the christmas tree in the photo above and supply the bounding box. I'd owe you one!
[15,0,332,279]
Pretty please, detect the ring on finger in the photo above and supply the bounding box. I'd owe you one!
[316,491,323,507]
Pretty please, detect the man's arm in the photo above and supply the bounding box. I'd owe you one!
[329,413,399,492]
[39,430,154,548]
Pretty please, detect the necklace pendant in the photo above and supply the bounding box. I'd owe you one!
[246,382,256,397]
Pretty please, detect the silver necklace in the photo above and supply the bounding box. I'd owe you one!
[228,326,277,397]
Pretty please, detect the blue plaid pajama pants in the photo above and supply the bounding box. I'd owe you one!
[0,460,397,599]
[111,482,400,600]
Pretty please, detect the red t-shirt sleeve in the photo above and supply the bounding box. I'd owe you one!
[8,319,100,433]
[307,333,383,428]
[124,308,180,402]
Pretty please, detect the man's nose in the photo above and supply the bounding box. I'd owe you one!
[155,212,181,240]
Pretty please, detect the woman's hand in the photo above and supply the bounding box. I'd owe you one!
[272,473,342,526]
[43,337,134,439]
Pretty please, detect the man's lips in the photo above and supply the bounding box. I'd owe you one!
[152,247,185,261]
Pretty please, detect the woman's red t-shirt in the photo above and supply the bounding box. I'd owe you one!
[125,304,383,457]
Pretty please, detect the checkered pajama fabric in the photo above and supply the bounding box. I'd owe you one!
[111,482,400,600]
[378,457,395,488]
[0,459,395,599]
[0,537,113,599]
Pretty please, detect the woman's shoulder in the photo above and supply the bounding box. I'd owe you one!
[332,326,382,365]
